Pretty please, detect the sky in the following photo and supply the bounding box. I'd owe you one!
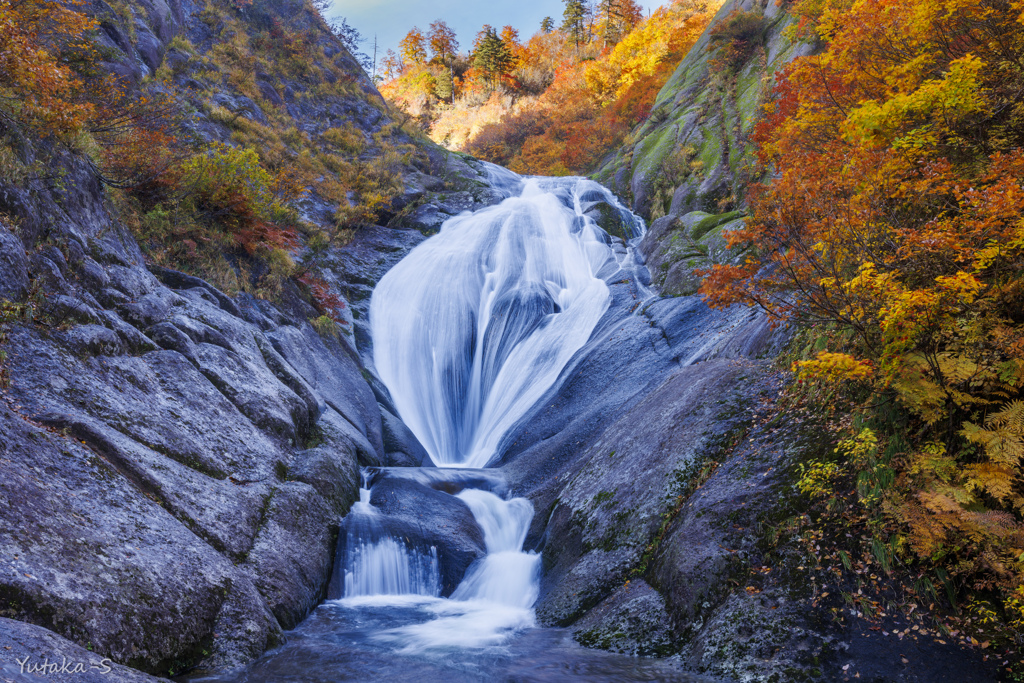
[327,0,666,71]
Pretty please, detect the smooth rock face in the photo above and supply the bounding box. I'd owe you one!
[379,406,433,467]
[267,324,384,459]
[0,404,280,673]
[242,481,339,630]
[533,359,751,627]
[0,228,28,299]
[0,617,163,683]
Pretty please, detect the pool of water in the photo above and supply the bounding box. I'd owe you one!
[184,598,714,683]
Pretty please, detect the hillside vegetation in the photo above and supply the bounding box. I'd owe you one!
[379,0,723,176]
[1,0,436,325]
[697,0,1024,675]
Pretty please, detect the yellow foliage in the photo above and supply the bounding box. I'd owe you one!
[845,55,987,150]
[797,459,842,499]
[794,351,874,383]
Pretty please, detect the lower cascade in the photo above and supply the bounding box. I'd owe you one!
[332,468,541,651]
[340,477,442,599]
[449,489,539,608]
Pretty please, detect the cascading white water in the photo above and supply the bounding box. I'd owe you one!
[341,476,441,599]
[339,168,645,651]
[344,538,440,598]
[376,488,541,652]
[450,490,539,608]
[370,170,644,468]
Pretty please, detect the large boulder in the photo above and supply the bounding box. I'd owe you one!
[379,406,432,467]
[366,475,487,596]
[0,405,281,674]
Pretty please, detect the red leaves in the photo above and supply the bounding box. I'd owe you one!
[297,273,347,322]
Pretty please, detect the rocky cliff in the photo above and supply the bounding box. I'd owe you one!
[0,0,505,676]
[508,2,999,680]
[595,0,812,297]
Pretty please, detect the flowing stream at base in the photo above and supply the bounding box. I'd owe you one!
[186,168,708,682]
[335,471,541,652]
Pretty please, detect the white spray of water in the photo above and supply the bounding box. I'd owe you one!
[450,490,539,608]
[376,489,541,652]
[344,537,440,598]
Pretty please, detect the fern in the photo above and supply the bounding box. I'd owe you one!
[987,399,1024,432]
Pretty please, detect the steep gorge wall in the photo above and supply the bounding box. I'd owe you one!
[518,3,1000,680]
[596,0,812,297]
[0,0,504,677]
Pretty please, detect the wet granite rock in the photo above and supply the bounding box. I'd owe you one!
[571,579,676,657]
[367,476,488,595]
[242,481,340,630]
[0,228,28,299]
[380,406,432,467]
[267,324,384,460]
[533,359,750,627]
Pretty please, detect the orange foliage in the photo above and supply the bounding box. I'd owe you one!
[0,0,184,190]
[465,0,717,175]
[298,273,348,322]
[700,0,1024,637]
[0,0,98,137]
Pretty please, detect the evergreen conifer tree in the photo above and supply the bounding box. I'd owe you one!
[473,26,513,91]
[434,67,454,103]
[561,0,588,50]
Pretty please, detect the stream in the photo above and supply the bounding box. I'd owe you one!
[187,168,711,682]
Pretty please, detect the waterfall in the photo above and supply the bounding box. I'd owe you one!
[336,168,645,651]
[370,169,644,468]
[374,487,541,652]
[450,490,539,608]
[343,538,440,598]
[338,475,441,600]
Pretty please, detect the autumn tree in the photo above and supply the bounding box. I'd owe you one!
[0,0,98,142]
[597,0,643,45]
[500,25,520,51]
[381,48,403,79]
[0,0,182,192]
[700,0,1024,638]
[427,19,458,66]
[472,24,492,52]
[499,25,522,69]
[398,27,427,65]
[465,0,715,175]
